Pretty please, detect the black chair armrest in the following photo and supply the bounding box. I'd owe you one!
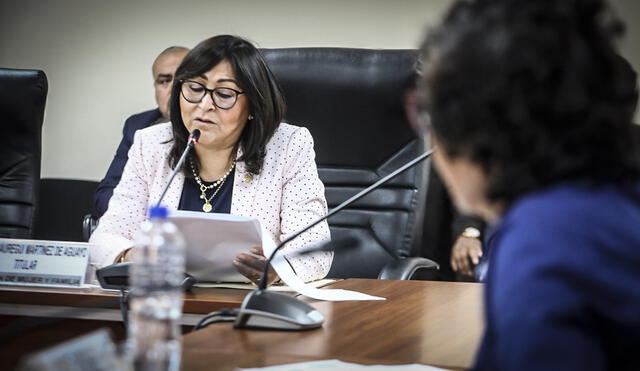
[82,214,98,242]
[377,257,439,280]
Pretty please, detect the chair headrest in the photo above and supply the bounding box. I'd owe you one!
[262,48,420,168]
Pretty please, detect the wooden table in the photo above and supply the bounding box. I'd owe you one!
[0,279,483,370]
[0,284,249,370]
[0,284,249,319]
[182,279,484,370]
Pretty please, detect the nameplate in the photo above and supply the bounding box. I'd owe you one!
[0,238,91,288]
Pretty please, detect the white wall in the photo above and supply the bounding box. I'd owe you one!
[0,0,638,181]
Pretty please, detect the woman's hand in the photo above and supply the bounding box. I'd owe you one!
[450,236,483,277]
[233,247,280,286]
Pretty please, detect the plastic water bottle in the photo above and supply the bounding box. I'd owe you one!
[127,206,185,371]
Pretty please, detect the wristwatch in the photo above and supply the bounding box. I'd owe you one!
[461,227,481,239]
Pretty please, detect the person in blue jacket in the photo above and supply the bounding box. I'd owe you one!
[415,0,640,369]
[94,46,189,216]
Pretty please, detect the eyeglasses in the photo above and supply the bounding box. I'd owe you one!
[180,80,245,110]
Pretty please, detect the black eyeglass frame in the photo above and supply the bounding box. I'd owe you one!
[179,79,245,110]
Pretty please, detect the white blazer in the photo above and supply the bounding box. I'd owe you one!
[90,122,332,282]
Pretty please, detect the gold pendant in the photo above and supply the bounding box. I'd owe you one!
[202,202,213,212]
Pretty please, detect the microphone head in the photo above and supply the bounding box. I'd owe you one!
[190,129,201,143]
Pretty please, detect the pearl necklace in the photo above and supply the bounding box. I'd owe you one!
[189,158,236,212]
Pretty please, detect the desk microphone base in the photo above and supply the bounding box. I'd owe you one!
[234,289,324,330]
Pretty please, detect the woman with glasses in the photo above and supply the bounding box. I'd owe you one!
[417,0,640,369]
[90,35,331,284]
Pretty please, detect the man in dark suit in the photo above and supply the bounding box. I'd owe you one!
[94,46,189,216]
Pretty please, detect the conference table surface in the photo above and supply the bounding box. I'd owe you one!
[0,279,484,370]
[182,279,484,370]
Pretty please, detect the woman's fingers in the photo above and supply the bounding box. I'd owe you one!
[233,252,280,285]
[250,246,264,256]
[236,253,266,270]
[232,258,262,283]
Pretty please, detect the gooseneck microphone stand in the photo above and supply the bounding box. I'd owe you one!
[233,149,434,330]
[156,129,201,207]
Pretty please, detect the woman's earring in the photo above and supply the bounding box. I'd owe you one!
[248,114,254,120]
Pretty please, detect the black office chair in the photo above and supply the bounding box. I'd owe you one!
[33,179,99,242]
[0,68,48,239]
[262,48,438,279]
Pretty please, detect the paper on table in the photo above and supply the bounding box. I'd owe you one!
[193,278,337,292]
[259,224,385,301]
[241,359,447,370]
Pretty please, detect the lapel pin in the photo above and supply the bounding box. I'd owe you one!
[243,173,253,183]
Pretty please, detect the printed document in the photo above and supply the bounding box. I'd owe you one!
[169,210,384,301]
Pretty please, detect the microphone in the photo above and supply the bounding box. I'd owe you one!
[96,130,201,295]
[156,129,200,207]
[257,148,434,290]
[233,149,434,331]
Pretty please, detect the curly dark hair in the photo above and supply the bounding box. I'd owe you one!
[418,0,640,206]
[168,35,286,175]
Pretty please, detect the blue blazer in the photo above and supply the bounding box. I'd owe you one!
[94,108,162,216]
[473,184,640,370]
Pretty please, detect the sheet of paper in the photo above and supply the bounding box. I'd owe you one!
[193,278,338,292]
[241,359,447,370]
[170,211,259,283]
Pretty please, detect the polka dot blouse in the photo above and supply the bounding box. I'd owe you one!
[89,122,332,282]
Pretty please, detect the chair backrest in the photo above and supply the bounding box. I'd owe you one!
[32,179,99,242]
[262,48,428,278]
[0,68,47,239]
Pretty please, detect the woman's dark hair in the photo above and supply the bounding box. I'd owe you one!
[418,0,640,206]
[168,35,286,175]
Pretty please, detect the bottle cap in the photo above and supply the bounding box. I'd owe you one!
[148,206,168,219]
